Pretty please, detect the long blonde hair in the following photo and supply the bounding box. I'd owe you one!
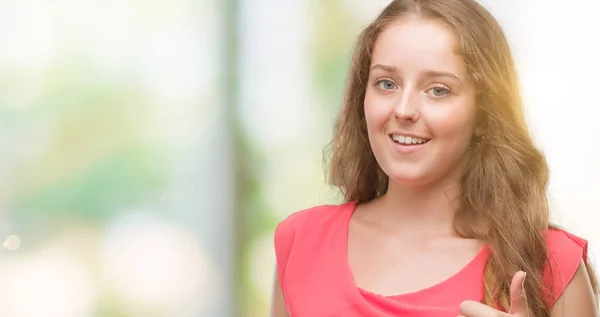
[325,0,598,315]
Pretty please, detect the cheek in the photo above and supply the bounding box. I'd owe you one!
[421,108,476,181]
[364,92,392,132]
[424,106,476,147]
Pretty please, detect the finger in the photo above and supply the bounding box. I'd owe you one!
[508,271,528,315]
[459,300,507,317]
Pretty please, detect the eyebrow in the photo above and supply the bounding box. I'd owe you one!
[370,64,462,82]
[370,64,397,72]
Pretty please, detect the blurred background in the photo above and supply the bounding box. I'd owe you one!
[0,0,598,316]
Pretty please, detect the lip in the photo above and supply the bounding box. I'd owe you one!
[388,134,430,154]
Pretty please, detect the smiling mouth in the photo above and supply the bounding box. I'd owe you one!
[389,134,431,145]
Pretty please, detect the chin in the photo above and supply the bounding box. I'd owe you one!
[389,175,431,187]
[385,168,432,186]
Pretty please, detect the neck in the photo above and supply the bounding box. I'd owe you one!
[376,175,462,237]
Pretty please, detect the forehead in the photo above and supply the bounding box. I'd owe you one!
[371,18,467,75]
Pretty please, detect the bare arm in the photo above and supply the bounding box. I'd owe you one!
[551,259,599,317]
[270,269,289,317]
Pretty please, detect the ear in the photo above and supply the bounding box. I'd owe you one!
[474,125,485,137]
[472,125,487,145]
[473,104,488,137]
[473,113,487,137]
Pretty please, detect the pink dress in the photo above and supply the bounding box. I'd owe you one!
[274,201,588,317]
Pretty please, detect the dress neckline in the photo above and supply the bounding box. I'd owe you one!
[339,200,489,300]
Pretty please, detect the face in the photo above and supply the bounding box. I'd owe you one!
[364,18,477,186]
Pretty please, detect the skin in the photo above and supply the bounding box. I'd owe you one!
[364,19,479,189]
[270,17,598,317]
[350,16,483,303]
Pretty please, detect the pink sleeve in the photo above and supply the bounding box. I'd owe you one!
[274,211,304,294]
[543,229,588,307]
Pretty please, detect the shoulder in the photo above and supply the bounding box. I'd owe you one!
[546,229,588,260]
[274,201,356,242]
[273,201,356,293]
[543,228,590,306]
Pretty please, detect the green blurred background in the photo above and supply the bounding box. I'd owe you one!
[0,0,598,316]
[0,0,382,316]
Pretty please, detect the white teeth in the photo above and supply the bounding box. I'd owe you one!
[391,134,428,145]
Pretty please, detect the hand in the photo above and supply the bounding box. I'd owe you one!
[459,271,528,317]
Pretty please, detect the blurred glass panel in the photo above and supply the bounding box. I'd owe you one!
[0,0,233,316]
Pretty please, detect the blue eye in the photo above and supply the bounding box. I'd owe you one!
[376,80,397,90]
[427,86,451,97]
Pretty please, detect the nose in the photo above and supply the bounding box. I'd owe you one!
[392,89,420,122]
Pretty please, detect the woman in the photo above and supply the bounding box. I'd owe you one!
[271,0,599,316]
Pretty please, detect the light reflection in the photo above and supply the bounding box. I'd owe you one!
[0,248,95,317]
[100,214,214,316]
[0,0,58,71]
[2,235,21,251]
